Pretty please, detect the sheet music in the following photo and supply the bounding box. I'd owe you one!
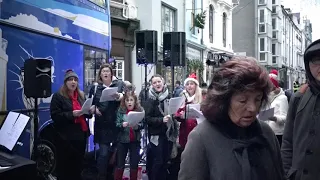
[127,111,145,127]
[0,112,30,151]
[186,107,205,120]
[81,98,93,114]
[99,87,118,102]
[258,107,275,121]
[164,97,185,115]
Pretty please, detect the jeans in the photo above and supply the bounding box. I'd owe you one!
[147,135,173,180]
[97,143,111,177]
[116,142,140,169]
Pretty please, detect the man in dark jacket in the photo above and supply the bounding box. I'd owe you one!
[281,39,320,180]
[173,81,183,97]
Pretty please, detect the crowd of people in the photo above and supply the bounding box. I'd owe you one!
[49,38,320,180]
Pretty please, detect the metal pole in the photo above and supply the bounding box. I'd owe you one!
[171,65,175,94]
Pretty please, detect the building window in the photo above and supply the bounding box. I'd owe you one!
[259,37,266,51]
[191,0,196,34]
[272,31,277,39]
[209,5,214,43]
[114,59,125,80]
[272,56,277,64]
[259,0,266,5]
[161,4,176,42]
[272,6,276,13]
[222,12,227,47]
[258,9,266,33]
[84,47,107,95]
[259,9,265,23]
[260,53,266,61]
[272,18,276,30]
[272,43,276,55]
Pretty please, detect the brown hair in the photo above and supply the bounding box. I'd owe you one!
[201,56,272,122]
[120,91,143,111]
[97,63,113,83]
[59,80,85,100]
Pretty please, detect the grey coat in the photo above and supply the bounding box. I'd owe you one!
[281,88,320,180]
[178,119,284,180]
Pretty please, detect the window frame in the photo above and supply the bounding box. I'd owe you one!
[258,9,266,34]
[209,4,214,43]
[191,0,196,35]
[83,46,108,95]
[258,0,266,5]
[161,4,177,43]
[259,37,267,52]
[272,18,277,30]
[222,12,227,47]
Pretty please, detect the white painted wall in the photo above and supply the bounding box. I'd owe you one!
[202,0,233,53]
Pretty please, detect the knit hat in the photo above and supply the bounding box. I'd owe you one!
[184,73,199,86]
[269,69,279,88]
[64,69,79,81]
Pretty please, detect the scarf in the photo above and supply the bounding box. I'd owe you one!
[148,86,169,101]
[70,91,88,132]
[126,110,135,142]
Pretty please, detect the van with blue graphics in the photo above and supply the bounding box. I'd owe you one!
[0,0,111,177]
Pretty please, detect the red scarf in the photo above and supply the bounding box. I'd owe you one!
[126,110,135,142]
[70,91,88,132]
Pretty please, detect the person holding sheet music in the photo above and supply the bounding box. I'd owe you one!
[169,73,202,180]
[88,64,124,180]
[266,69,288,146]
[175,73,202,149]
[145,74,172,180]
[50,69,92,180]
[114,91,144,180]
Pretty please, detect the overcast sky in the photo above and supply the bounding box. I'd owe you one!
[281,0,319,41]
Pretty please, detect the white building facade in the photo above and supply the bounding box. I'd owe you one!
[132,0,185,93]
[202,0,234,83]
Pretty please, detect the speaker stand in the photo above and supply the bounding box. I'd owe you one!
[143,63,148,148]
[171,65,175,95]
[31,97,44,178]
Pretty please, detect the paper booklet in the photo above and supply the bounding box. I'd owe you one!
[99,87,118,102]
[0,112,30,151]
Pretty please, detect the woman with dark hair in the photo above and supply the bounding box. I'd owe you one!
[145,74,172,180]
[88,64,125,179]
[50,70,92,180]
[178,57,284,180]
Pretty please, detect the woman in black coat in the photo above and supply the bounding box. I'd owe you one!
[88,64,125,180]
[50,70,91,180]
[145,74,172,180]
[179,57,285,180]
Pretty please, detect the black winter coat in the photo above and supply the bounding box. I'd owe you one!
[50,92,91,141]
[145,94,171,136]
[89,79,125,144]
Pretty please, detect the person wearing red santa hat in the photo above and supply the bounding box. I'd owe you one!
[266,69,289,146]
[169,73,202,179]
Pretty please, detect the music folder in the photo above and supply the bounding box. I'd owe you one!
[0,112,30,151]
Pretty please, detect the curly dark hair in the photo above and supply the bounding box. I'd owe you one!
[201,56,272,122]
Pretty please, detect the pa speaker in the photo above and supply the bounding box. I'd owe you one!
[163,32,186,67]
[24,58,52,98]
[136,30,158,64]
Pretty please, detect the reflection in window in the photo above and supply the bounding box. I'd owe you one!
[84,48,107,95]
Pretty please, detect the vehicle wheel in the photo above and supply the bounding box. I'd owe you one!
[36,139,57,178]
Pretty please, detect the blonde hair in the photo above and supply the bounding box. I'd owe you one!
[181,86,202,104]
